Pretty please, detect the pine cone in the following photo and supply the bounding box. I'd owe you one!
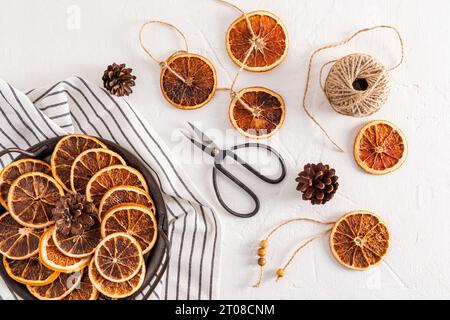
[295,163,339,205]
[52,192,98,236]
[102,63,136,96]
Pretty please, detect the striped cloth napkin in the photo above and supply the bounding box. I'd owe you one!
[0,76,221,300]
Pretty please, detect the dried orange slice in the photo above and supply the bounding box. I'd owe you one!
[39,228,91,273]
[101,204,157,254]
[70,148,126,194]
[51,134,107,191]
[0,159,51,210]
[3,256,59,286]
[94,233,143,283]
[330,210,390,270]
[7,172,64,228]
[88,259,145,299]
[226,10,288,72]
[86,165,148,208]
[52,217,101,258]
[63,271,98,300]
[0,212,43,259]
[27,270,83,300]
[354,120,407,175]
[98,186,155,221]
[229,87,285,139]
[160,52,217,110]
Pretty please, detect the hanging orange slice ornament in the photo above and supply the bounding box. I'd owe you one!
[226,10,288,72]
[354,120,407,175]
[139,20,217,110]
[229,87,285,139]
[252,211,390,287]
[330,211,390,270]
[216,1,287,138]
[7,172,64,228]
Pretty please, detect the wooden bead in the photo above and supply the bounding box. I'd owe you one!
[260,240,268,248]
[258,258,266,266]
[276,268,285,278]
[257,248,266,257]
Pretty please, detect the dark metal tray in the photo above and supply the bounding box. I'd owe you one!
[0,136,169,300]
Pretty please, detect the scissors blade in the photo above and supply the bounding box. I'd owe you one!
[187,122,219,150]
[180,130,211,154]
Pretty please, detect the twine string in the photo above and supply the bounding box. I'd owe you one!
[215,0,258,114]
[275,228,332,282]
[139,20,190,83]
[252,217,335,288]
[302,25,404,152]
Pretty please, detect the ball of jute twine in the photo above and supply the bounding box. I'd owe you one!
[322,53,390,117]
[302,25,404,152]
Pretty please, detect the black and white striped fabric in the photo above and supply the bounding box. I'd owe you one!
[0,77,221,300]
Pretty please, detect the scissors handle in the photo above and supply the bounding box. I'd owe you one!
[227,143,286,184]
[212,164,260,218]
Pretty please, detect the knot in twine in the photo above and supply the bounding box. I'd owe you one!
[302,25,404,152]
[323,53,390,117]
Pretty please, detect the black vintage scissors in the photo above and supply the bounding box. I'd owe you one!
[182,122,286,218]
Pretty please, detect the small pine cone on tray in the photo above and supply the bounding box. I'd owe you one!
[295,163,339,205]
[102,63,136,97]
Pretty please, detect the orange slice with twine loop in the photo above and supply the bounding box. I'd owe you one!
[354,120,407,175]
[98,186,155,221]
[101,204,157,254]
[252,211,390,286]
[226,10,288,72]
[86,165,148,208]
[7,172,64,228]
[229,87,285,139]
[94,233,143,283]
[27,270,83,300]
[330,210,390,270]
[70,148,126,194]
[0,212,43,259]
[63,271,98,300]
[3,256,59,286]
[39,228,91,273]
[0,158,51,210]
[51,134,107,192]
[88,259,145,299]
[139,20,217,110]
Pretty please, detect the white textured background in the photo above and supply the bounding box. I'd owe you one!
[1,0,449,299]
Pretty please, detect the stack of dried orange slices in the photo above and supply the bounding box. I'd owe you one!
[0,134,157,300]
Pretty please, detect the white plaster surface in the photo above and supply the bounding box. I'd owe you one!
[0,0,449,299]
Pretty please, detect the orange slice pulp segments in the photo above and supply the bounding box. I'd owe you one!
[7,172,64,228]
[0,158,51,209]
[160,52,217,110]
[94,232,143,283]
[51,134,107,192]
[70,148,126,194]
[63,271,98,300]
[229,87,285,139]
[101,204,157,254]
[88,258,145,299]
[0,212,43,259]
[39,227,91,273]
[354,120,407,175]
[226,10,288,72]
[85,165,149,209]
[98,185,155,221]
[3,256,59,286]
[52,216,101,259]
[330,210,390,270]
